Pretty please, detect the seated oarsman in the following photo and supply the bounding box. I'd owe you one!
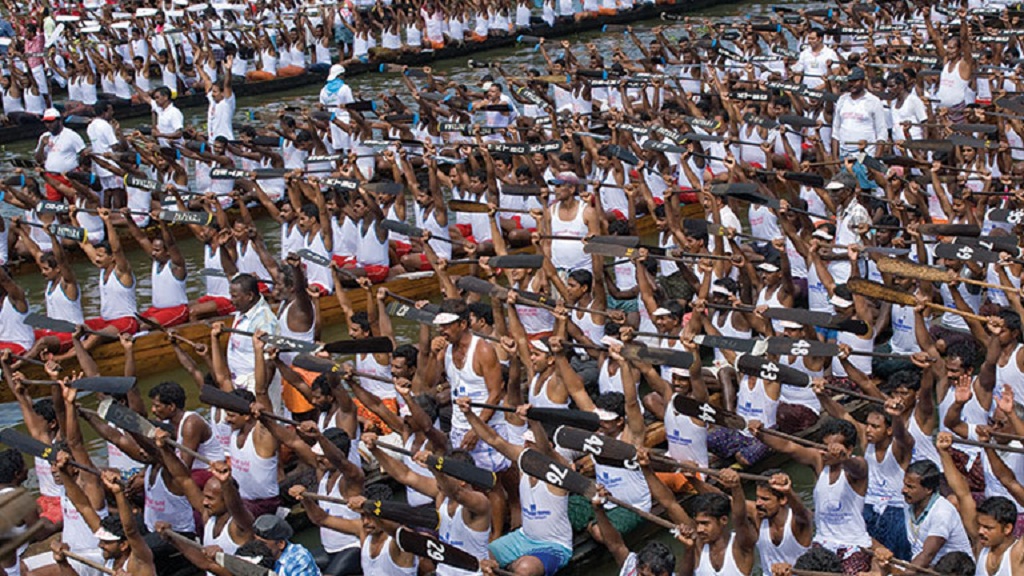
[147,381,222,487]
[122,207,190,328]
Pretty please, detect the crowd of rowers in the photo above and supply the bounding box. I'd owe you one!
[5,0,1024,575]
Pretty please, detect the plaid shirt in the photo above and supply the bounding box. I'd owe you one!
[275,542,320,576]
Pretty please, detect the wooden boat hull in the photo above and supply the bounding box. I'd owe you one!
[13,207,701,398]
[0,0,736,145]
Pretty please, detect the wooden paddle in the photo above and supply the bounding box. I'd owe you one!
[300,491,349,506]
[952,436,1024,455]
[0,428,100,475]
[163,530,275,576]
[380,220,464,246]
[215,327,323,353]
[198,385,299,426]
[20,221,87,242]
[517,448,677,529]
[24,313,108,338]
[470,402,600,431]
[447,254,546,269]
[385,300,439,325]
[63,551,114,575]
[848,277,988,322]
[450,199,532,215]
[97,398,213,465]
[375,441,496,489]
[20,376,136,395]
[583,242,732,262]
[670,395,827,450]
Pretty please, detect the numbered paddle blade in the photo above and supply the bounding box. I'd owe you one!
[735,354,812,387]
[363,499,439,530]
[297,248,332,267]
[70,376,137,395]
[157,210,214,227]
[988,208,1024,224]
[764,337,838,358]
[386,301,438,325]
[553,426,637,464]
[425,454,496,490]
[0,428,55,462]
[670,395,746,429]
[98,397,155,437]
[259,333,320,353]
[396,527,481,571]
[381,219,424,238]
[322,337,394,355]
[525,407,600,431]
[693,335,763,355]
[934,242,1002,264]
[50,224,87,243]
[517,448,595,497]
[199,385,254,415]
[916,223,980,237]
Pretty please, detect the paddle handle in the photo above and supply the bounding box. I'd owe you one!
[354,370,394,384]
[859,547,944,576]
[990,430,1024,442]
[822,384,885,405]
[301,491,349,506]
[953,437,1024,455]
[168,438,215,466]
[164,530,202,550]
[604,494,676,530]
[219,327,255,338]
[653,454,768,482]
[761,428,827,450]
[923,301,988,322]
[20,379,58,386]
[469,401,515,414]
[63,552,114,574]
[375,441,413,456]
[958,276,1019,293]
[167,332,203,350]
[11,354,47,367]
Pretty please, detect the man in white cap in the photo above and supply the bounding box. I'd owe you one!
[545,171,600,274]
[320,64,354,154]
[34,107,85,201]
[824,171,869,285]
[831,67,887,158]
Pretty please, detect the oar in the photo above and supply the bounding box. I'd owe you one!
[63,551,114,575]
[710,182,832,220]
[447,254,545,269]
[703,305,870,336]
[0,428,100,475]
[953,436,1024,455]
[537,235,641,247]
[198,385,299,426]
[764,337,915,360]
[375,441,496,489]
[300,491,349,506]
[666,460,770,482]
[380,219,464,246]
[517,448,677,530]
[847,278,988,322]
[215,326,323,353]
[97,398,214,465]
[362,497,440,530]
[583,242,732,262]
[385,300,439,325]
[552,426,640,465]
[396,526,515,576]
[9,353,48,367]
[20,221,87,242]
[19,376,136,395]
[456,276,616,319]
[875,257,1013,293]
[24,313,108,338]
[670,395,827,450]
[450,199,532,215]
[470,402,600,431]
[156,210,215,227]
[163,530,275,576]
[860,547,944,576]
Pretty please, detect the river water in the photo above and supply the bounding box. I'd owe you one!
[5,0,823,571]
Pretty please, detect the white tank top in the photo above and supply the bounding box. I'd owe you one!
[74,197,105,244]
[177,412,222,470]
[144,467,196,533]
[386,205,408,243]
[22,90,44,115]
[597,358,624,396]
[756,285,786,333]
[445,336,495,430]
[865,442,905,511]
[1,86,23,113]
[528,371,568,409]
[413,204,451,259]
[890,304,920,355]
[736,376,777,428]
[813,467,871,551]
[572,307,603,352]
[99,268,137,321]
[594,438,651,512]
[695,534,741,576]
[909,416,942,470]
[936,60,969,108]
[361,535,417,576]
[550,200,590,271]
[107,431,145,473]
[996,346,1024,407]
[301,232,332,292]
[281,222,304,260]
[317,473,360,553]
[519,474,571,550]
[976,545,1015,576]
[665,393,708,467]
[45,279,84,325]
[316,409,362,469]
[758,509,809,571]
[437,498,489,576]
[355,352,394,399]
[402,434,435,507]
[62,492,106,552]
[35,458,59,497]
[277,299,316,366]
[778,356,822,413]
[203,516,239,555]
[806,265,832,314]
[151,260,187,309]
[713,311,751,364]
[831,330,873,378]
[236,240,270,280]
[333,215,360,260]
[0,297,33,350]
[203,245,230,298]
[228,428,279,500]
[357,220,389,267]
[516,278,555,336]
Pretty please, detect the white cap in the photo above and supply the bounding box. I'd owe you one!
[711,284,730,296]
[600,335,623,347]
[432,312,461,325]
[779,320,803,330]
[327,64,346,81]
[42,108,61,121]
[825,180,846,191]
[95,527,121,542]
[756,262,780,273]
[830,295,854,308]
[669,367,690,378]
[531,340,550,354]
[595,408,620,421]
[811,228,834,241]
[653,307,673,316]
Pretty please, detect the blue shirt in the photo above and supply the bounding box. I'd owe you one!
[275,542,320,576]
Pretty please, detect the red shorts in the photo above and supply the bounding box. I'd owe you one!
[309,282,332,295]
[510,215,537,232]
[44,174,70,202]
[196,295,235,317]
[33,328,73,350]
[363,264,389,284]
[141,304,189,328]
[332,254,356,267]
[84,316,139,334]
[38,495,61,523]
[0,342,26,355]
[393,241,412,258]
[415,253,433,271]
[455,223,477,244]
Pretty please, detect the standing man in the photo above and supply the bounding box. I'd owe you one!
[34,108,85,201]
[794,28,838,90]
[545,172,600,274]
[831,68,888,159]
[135,86,183,147]
[86,102,123,200]
[223,274,279,392]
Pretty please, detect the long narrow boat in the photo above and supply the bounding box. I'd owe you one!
[0,0,737,145]
[12,207,697,398]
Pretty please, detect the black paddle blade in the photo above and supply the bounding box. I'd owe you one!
[583,242,632,258]
[590,235,641,247]
[396,527,481,571]
[363,499,439,530]
[488,254,545,269]
[525,407,600,431]
[934,242,1002,264]
[24,313,78,334]
[735,355,811,387]
[297,248,332,267]
[623,344,694,369]
[670,395,741,428]
[381,219,424,238]
[158,210,214,227]
[693,335,761,354]
[762,308,868,335]
[260,334,320,353]
[199,385,253,415]
[517,448,595,497]
[764,337,838,358]
[97,398,151,436]
[322,337,394,355]
[917,223,980,237]
[782,171,826,188]
[0,428,54,462]
[425,454,496,490]
[553,426,638,464]
[386,301,438,325]
[71,376,136,395]
[456,276,500,297]
[291,354,340,374]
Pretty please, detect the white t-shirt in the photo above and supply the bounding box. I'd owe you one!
[890,92,928,142]
[904,495,973,561]
[208,93,236,141]
[40,128,86,174]
[832,92,888,156]
[152,101,184,146]
[796,46,839,89]
[87,118,118,178]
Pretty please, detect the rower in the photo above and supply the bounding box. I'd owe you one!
[401,155,450,272]
[269,260,316,415]
[123,208,190,328]
[66,208,138,359]
[679,470,756,576]
[353,187,391,284]
[223,388,281,519]
[188,224,237,321]
[0,265,33,357]
[899,460,972,568]
[147,381,221,486]
[751,472,812,571]
[336,281,397,436]
[545,172,600,274]
[294,193,335,294]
